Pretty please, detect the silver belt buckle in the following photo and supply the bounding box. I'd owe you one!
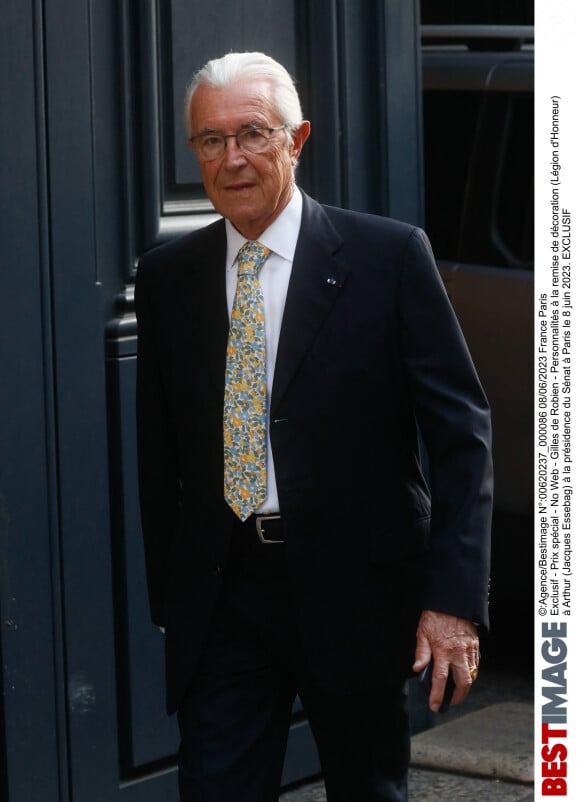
[255,514,282,544]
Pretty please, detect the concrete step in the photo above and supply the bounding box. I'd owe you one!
[411,702,533,783]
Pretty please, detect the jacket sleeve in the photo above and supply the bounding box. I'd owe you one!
[135,260,180,626]
[400,228,493,627]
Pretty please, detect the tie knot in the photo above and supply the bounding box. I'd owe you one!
[237,241,271,276]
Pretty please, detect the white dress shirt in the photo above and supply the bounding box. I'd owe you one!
[224,187,303,514]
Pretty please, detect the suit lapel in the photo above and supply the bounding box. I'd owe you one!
[271,193,350,414]
[182,221,229,394]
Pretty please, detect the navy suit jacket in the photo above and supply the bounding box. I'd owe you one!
[135,191,493,713]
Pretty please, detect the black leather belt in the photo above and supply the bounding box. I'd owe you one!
[235,513,284,544]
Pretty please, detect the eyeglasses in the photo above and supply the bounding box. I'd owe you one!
[189,125,287,161]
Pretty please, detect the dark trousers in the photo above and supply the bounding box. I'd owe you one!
[177,520,409,802]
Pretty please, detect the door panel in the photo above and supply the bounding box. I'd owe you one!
[0,3,63,798]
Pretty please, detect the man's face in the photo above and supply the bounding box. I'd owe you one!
[188,79,310,240]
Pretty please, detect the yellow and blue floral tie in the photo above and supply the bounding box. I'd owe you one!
[224,241,271,521]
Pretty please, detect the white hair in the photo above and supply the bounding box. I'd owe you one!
[184,51,304,139]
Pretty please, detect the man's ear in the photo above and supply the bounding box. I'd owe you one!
[290,120,311,164]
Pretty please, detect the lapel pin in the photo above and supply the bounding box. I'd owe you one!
[326,277,343,287]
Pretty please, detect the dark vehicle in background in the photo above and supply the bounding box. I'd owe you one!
[421,25,534,663]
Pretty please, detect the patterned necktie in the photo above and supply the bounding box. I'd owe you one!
[224,241,271,521]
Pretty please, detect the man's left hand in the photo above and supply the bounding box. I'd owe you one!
[413,610,479,712]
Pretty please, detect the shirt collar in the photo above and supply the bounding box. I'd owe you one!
[225,186,303,270]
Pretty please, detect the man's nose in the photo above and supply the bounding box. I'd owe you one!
[221,136,247,166]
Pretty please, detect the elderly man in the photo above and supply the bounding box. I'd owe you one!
[135,51,492,802]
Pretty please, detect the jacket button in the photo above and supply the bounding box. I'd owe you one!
[213,564,221,576]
